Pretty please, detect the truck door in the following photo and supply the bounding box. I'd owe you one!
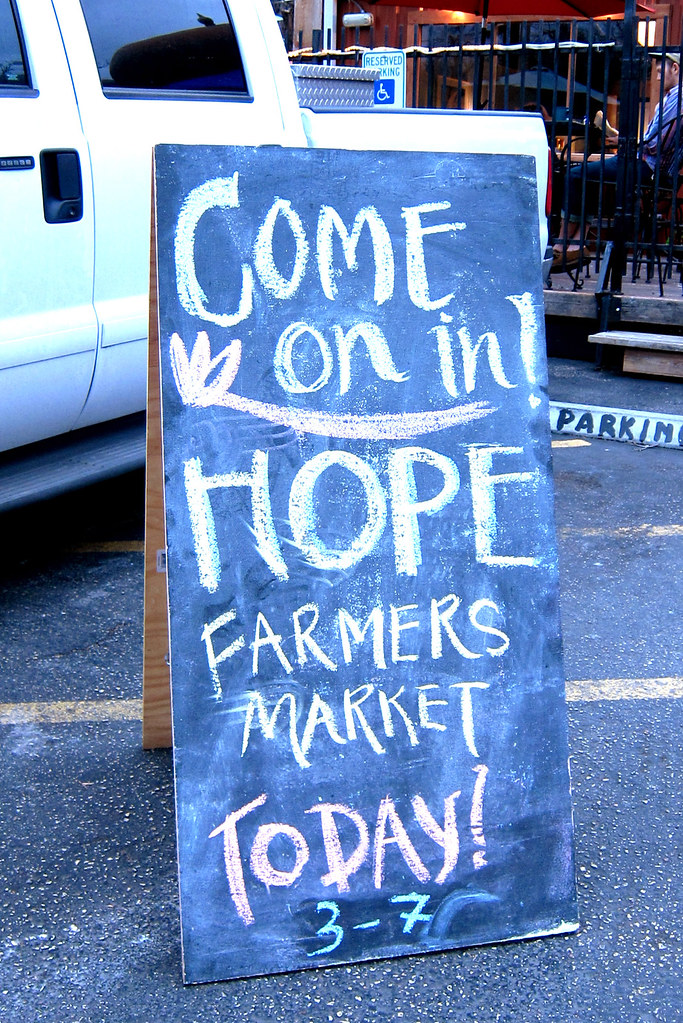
[51,0,303,431]
[0,0,97,452]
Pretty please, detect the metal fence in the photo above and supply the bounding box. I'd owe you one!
[291,19,683,301]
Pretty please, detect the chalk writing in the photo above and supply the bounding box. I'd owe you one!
[202,592,509,698]
[155,144,577,983]
[391,892,433,933]
[209,783,481,927]
[174,175,470,325]
[309,901,344,956]
[170,331,495,437]
[309,892,435,957]
[183,444,543,593]
[237,680,490,769]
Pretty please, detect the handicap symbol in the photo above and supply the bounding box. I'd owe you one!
[374,79,395,104]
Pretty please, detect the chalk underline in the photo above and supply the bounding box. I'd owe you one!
[213,391,497,439]
[170,331,497,439]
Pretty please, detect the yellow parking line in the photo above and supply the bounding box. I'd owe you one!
[1,678,681,727]
[565,677,683,702]
[67,541,144,554]
[552,438,592,448]
[559,524,683,539]
[0,699,143,725]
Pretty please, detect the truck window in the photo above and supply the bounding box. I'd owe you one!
[78,0,248,95]
[0,0,29,88]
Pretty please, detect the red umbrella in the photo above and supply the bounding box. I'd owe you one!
[368,1,635,18]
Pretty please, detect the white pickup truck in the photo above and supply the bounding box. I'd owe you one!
[0,0,550,509]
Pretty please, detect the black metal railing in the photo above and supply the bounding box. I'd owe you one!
[291,18,683,302]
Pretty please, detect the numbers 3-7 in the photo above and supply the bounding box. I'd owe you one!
[308,893,433,956]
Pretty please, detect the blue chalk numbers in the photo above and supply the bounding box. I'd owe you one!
[308,894,434,956]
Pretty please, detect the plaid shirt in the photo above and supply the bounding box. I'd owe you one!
[642,83,683,179]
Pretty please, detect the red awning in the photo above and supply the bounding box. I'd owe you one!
[368,1,648,18]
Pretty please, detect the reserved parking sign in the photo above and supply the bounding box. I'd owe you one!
[362,48,406,108]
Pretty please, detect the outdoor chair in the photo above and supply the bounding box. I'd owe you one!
[633,175,683,295]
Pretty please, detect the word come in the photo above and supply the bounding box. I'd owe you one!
[174,172,467,326]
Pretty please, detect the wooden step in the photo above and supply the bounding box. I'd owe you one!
[587,330,683,379]
[587,330,683,351]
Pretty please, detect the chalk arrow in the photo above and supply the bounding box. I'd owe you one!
[169,331,496,440]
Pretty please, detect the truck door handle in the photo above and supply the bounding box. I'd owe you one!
[40,149,83,224]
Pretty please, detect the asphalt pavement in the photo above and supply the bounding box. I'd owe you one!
[0,357,681,1023]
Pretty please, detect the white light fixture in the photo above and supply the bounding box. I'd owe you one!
[637,20,656,48]
[343,12,374,28]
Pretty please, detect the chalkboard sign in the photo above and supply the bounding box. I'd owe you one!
[154,144,578,985]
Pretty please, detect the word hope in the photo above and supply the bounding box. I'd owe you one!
[185,442,541,590]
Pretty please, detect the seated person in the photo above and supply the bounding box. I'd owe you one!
[553,51,681,269]
[593,108,619,141]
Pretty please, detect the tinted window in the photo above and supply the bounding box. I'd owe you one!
[0,0,29,87]
[79,0,247,94]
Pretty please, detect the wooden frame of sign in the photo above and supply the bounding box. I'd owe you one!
[142,190,173,751]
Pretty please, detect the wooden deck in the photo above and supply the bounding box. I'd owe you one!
[544,259,683,327]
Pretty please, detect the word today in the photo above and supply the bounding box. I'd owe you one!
[209,770,489,926]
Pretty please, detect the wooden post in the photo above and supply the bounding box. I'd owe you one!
[142,180,173,749]
[294,0,322,48]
